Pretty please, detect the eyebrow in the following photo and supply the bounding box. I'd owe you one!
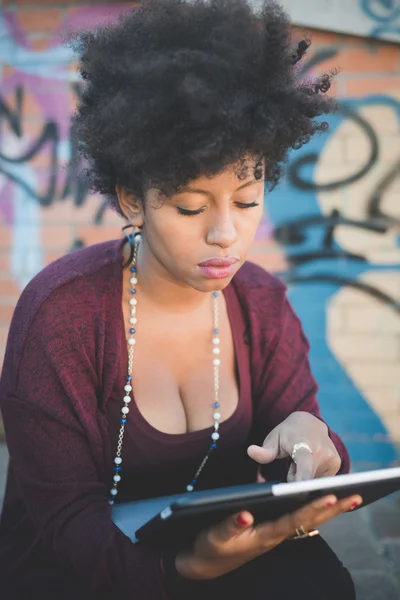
[178,178,263,197]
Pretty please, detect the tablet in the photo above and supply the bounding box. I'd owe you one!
[111,466,400,548]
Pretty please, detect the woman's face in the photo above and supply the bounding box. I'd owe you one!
[123,163,265,293]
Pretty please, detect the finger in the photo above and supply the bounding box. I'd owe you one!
[316,453,342,478]
[247,430,280,464]
[247,444,277,464]
[209,511,254,544]
[292,448,316,481]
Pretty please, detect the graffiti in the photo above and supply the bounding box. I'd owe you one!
[264,44,400,467]
[360,0,400,38]
[1,7,399,467]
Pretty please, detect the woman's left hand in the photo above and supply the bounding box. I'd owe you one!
[247,411,342,482]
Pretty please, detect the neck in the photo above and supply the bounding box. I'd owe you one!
[122,236,213,314]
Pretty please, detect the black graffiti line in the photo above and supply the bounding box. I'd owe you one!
[0,122,59,207]
[0,86,23,137]
[367,158,400,225]
[274,213,387,246]
[288,103,379,192]
[281,273,400,313]
[288,249,367,266]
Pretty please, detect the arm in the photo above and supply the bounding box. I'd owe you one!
[251,297,350,481]
[0,299,169,598]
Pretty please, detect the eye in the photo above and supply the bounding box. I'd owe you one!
[235,201,260,209]
[176,207,206,216]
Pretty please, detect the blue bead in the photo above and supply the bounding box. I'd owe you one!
[211,443,217,450]
[126,376,132,381]
[130,289,136,294]
[213,329,219,335]
[114,466,122,472]
[129,328,136,334]
[213,402,220,409]
[192,479,197,485]
[130,267,136,273]
[120,418,127,425]
[212,291,218,298]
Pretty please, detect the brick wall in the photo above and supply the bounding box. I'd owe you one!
[0,1,399,468]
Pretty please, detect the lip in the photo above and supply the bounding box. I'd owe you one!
[197,257,239,280]
[198,257,239,267]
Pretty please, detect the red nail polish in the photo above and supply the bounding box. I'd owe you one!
[236,514,249,526]
[326,500,336,507]
[350,501,360,510]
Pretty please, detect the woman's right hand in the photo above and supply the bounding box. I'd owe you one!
[175,493,362,581]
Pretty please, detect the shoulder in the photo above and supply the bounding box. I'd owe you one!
[3,240,123,380]
[19,239,123,311]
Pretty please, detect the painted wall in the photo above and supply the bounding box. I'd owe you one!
[0,1,399,470]
[273,0,400,43]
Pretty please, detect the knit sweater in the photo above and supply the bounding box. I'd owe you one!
[0,239,349,598]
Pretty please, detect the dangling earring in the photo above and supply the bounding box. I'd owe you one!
[122,224,142,268]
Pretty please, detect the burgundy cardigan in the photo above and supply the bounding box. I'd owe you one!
[0,239,349,599]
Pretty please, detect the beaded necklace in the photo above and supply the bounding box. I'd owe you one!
[109,235,221,505]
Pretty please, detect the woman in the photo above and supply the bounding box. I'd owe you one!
[0,1,361,598]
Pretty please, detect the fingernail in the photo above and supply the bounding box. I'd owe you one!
[350,500,361,510]
[326,500,336,507]
[236,513,250,526]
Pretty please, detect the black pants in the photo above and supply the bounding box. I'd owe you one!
[189,535,356,600]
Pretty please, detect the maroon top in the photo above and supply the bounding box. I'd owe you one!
[0,239,349,599]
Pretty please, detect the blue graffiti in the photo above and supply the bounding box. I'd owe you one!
[266,94,400,470]
[361,0,400,39]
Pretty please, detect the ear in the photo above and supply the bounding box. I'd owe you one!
[115,185,145,229]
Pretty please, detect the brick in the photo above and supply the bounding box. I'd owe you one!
[44,251,65,266]
[18,9,62,33]
[345,77,400,97]
[41,225,73,249]
[29,36,52,51]
[75,225,123,248]
[362,386,400,414]
[322,46,400,75]
[347,364,400,386]
[0,306,16,325]
[0,227,12,249]
[326,306,346,333]
[0,279,21,297]
[329,333,398,361]
[346,306,400,334]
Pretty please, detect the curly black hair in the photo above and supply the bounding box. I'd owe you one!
[70,0,336,217]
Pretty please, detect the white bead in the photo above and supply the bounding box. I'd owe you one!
[108,499,115,506]
[129,298,137,306]
[110,488,118,496]
[124,385,132,392]
[123,396,131,403]
[114,474,121,482]
[212,338,220,345]
[130,277,138,285]
[114,457,122,465]
[135,234,142,243]
[130,317,137,324]
[211,432,220,441]
[128,338,136,346]
[186,485,194,492]
[213,412,221,420]
[212,347,221,355]
[213,358,221,366]
[121,406,130,414]
[214,422,219,431]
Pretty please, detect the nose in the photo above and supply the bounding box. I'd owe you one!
[206,211,239,249]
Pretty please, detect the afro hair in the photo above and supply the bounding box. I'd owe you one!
[71,0,336,216]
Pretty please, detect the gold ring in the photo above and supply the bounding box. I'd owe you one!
[290,526,320,540]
